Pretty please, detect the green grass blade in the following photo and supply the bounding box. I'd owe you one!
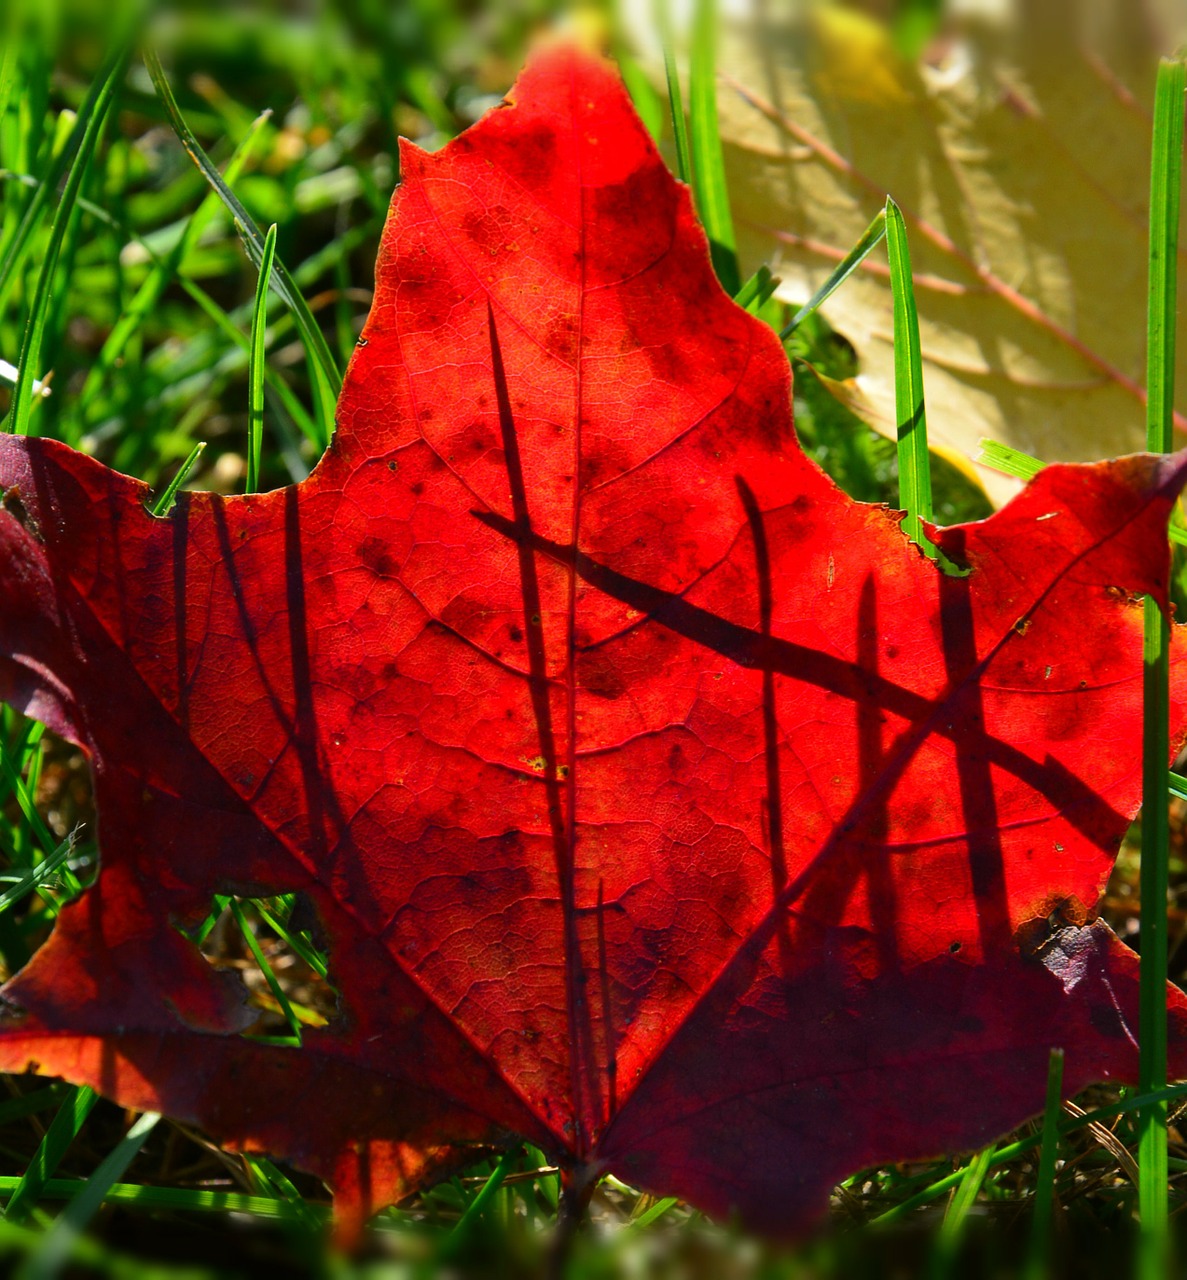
[873,1078,1187,1228]
[245,1156,321,1233]
[1024,1048,1065,1280]
[0,1176,312,1220]
[246,223,278,494]
[0,737,61,856]
[142,48,342,420]
[733,265,778,313]
[77,110,271,416]
[0,161,315,457]
[254,899,329,978]
[781,209,887,338]
[688,0,739,294]
[5,1086,98,1223]
[0,25,20,142]
[0,833,74,914]
[892,0,943,60]
[193,893,230,946]
[179,276,321,450]
[657,0,691,185]
[627,1196,679,1231]
[975,438,1045,482]
[5,40,131,435]
[440,1150,516,1258]
[929,1143,994,1278]
[20,1111,159,1280]
[0,745,82,915]
[1138,51,1186,1280]
[884,196,935,555]
[0,101,83,314]
[149,441,206,517]
[229,897,301,1042]
[616,50,663,145]
[1145,54,1184,458]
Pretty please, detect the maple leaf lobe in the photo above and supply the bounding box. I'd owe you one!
[0,46,1186,1241]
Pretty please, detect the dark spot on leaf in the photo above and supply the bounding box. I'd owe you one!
[358,537,397,577]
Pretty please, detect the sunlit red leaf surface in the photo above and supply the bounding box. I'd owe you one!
[1,48,1187,1237]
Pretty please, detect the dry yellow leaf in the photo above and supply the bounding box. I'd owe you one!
[701,0,1187,503]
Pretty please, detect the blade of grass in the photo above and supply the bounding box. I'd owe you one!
[657,0,691,185]
[229,897,301,1042]
[975,438,1045,483]
[0,22,21,145]
[1024,1048,1065,1280]
[0,358,49,399]
[929,1143,994,1279]
[0,1172,311,1213]
[245,1156,321,1233]
[616,50,664,145]
[0,737,66,860]
[688,0,739,295]
[780,208,887,338]
[253,899,329,978]
[142,48,341,438]
[193,893,230,946]
[0,87,85,312]
[892,0,943,61]
[0,753,83,911]
[149,441,206,517]
[733,265,778,313]
[885,196,936,555]
[0,1176,315,1219]
[0,834,75,914]
[5,39,132,435]
[5,1086,98,1223]
[20,1111,159,1280]
[440,1150,517,1259]
[1138,50,1185,1280]
[627,1195,679,1231]
[0,154,330,459]
[76,110,271,417]
[178,275,322,450]
[246,223,278,494]
[872,1078,1187,1228]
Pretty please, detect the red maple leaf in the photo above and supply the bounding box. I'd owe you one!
[1,47,1187,1238]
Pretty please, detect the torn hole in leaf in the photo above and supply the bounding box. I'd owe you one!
[193,892,340,1044]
